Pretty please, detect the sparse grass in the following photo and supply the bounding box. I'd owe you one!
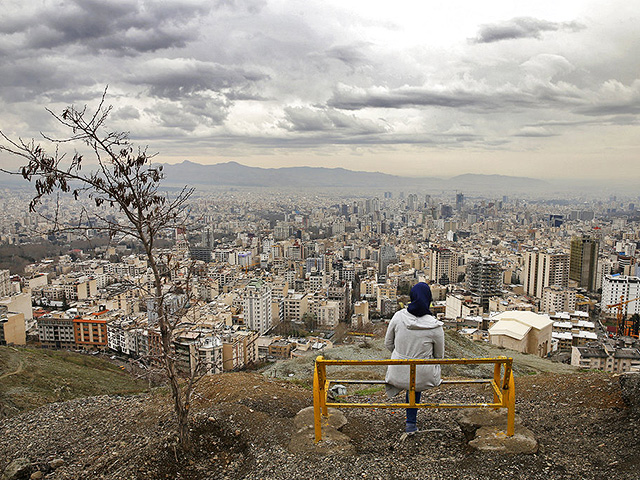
[261,329,577,385]
[287,378,312,389]
[355,385,384,396]
[0,346,148,417]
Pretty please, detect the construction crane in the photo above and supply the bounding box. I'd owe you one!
[606,296,640,338]
[575,297,597,313]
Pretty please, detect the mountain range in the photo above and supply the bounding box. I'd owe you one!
[4,160,625,196]
[159,160,548,193]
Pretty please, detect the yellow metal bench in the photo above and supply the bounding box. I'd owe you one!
[312,356,515,442]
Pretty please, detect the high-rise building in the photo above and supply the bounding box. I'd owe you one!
[570,236,600,291]
[466,257,502,309]
[379,245,397,276]
[523,249,569,298]
[602,275,640,316]
[0,270,12,298]
[541,286,577,313]
[243,279,272,334]
[429,247,458,285]
[327,281,351,320]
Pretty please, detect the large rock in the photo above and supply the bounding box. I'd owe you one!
[288,406,353,454]
[457,409,537,454]
[619,372,640,411]
[469,426,538,454]
[289,425,355,455]
[2,458,31,480]
[293,406,348,430]
[457,408,522,441]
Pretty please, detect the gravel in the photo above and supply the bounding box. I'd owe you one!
[1,369,639,480]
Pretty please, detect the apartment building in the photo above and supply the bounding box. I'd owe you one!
[523,249,569,299]
[73,314,108,350]
[542,286,577,313]
[602,275,640,316]
[38,316,75,349]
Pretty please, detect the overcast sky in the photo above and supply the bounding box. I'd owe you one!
[1,0,639,180]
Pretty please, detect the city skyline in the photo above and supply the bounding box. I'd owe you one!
[1,0,639,180]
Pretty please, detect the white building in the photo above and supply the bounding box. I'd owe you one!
[602,275,640,316]
[523,249,569,299]
[0,270,11,298]
[242,279,272,334]
[316,300,340,328]
[488,311,553,357]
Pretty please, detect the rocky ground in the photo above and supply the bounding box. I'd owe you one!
[1,369,639,480]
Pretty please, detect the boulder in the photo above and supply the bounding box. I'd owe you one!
[289,406,353,454]
[2,458,31,480]
[619,372,640,411]
[48,459,64,470]
[468,426,538,454]
[457,408,522,441]
[288,425,355,455]
[293,406,348,431]
[457,408,537,454]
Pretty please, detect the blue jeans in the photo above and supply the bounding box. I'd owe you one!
[405,390,422,426]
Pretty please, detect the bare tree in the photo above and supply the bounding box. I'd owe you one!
[0,90,200,449]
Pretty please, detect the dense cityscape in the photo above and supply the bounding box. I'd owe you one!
[2,183,639,374]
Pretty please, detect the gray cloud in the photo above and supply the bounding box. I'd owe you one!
[472,17,584,44]
[0,57,98,102]
[112,105,141,120]
[280,106,388,135]
[0,0,209,55]
[328,85,495,110]
[325,43,372,67]
[574,79,640,116]
[127,58,268,100]
[326,83,556,112]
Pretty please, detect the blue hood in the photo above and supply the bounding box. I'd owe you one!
[407,282,433,317]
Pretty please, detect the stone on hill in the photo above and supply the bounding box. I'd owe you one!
[293,406,348,430]
[48,459,64,470]
[619,372,640,410]
[2,458,31,480]
[289,406,354,454]
[457,409,537,454]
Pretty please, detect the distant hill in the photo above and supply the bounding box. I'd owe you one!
[160,160,419,188]
[159,160,548,193]
[4,160,637,196]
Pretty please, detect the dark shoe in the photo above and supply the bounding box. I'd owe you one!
[405,422,417,434]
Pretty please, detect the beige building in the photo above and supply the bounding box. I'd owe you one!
[523,249,569,299]
[316,300,340,328]
[488,311,553,357]
[282,293,309,322]
[445,292,481,319]
[351,301,370,329]
[571,345,640,373]
[0,309,26,346]
[0,292,34,330]
[488,294,535,313]
[542,286,577,314]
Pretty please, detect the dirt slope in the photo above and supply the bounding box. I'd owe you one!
[1,368,638,480]
[0,347,148,418]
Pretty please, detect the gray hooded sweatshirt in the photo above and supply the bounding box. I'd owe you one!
[384,308,445,398]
